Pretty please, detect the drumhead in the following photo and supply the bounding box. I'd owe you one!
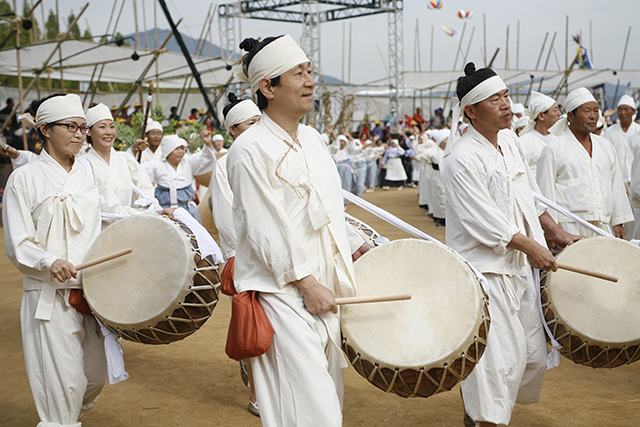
[342,239,485,370]
[547,237,640,345]
[83,215,195,329]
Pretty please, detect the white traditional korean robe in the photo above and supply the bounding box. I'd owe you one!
[143,145,215,220]
[441,126,547,426]
[209,155,236,260]
[424,144,446,219]
[415,138,437,209]
[83,147,154,207]
[603,121,640,185]
[518,129,554,177]
[536,130,634,237]
[125,145,163,163]
[226,112,357,427]
[3,149,135,427]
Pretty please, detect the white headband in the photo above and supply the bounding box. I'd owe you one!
[18,93,85,129]
[446,75,507,155]
[146,119,163,133]
[550,87,597,136]
[224,99,262,127]
[617,94,636,109]
[212,134,224,142]
[86,103,113,128]
[520,91,557,135]
[160,134,187,160]
[234,34,310,95]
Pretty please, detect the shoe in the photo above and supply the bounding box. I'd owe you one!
[365,188,374,193]
[240,360,249,388]
[397,186,403,191]
[248,400,260,417]
[382,186,390,190]
[407,182,416,188]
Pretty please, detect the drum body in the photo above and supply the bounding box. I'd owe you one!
[83,215,220,344]
[541,237,640,368]
[341,239,490,398]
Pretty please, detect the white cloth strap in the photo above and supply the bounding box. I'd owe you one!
[342,189,488,294]
[533,268,562,369]
[531,191,613,237]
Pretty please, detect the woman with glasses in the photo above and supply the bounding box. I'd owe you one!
[2,93,154,427]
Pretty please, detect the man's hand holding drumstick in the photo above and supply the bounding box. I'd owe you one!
[294,275,338,314]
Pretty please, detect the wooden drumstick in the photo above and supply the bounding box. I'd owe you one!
[75,248,133,271]
[556,263,618,283]
[335,293,412,305]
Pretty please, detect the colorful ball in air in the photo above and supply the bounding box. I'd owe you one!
[428,0,443,10]
[457,9,473,19]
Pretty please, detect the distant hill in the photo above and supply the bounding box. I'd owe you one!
[123,28,344,85]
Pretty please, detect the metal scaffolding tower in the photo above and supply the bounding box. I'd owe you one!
[218,0,403,126]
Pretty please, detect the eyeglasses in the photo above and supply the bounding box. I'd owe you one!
[49,122,90,135]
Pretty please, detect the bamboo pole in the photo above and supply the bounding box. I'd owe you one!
[612,26,632,110]
[348,22,352,86]
[565,15,568,70]
[142,0,148,50]
[505,25,509,70]
[483,13,487,67]
[537,32,557,91]
[442,22,467,113]
[524,32,548,105]
[0,0,42,50]
[13,0,27,150]
[133,0,140,50]
[115,22,180,119]
[155,0,160,104]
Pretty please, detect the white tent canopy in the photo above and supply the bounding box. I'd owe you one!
[0,39,237,89]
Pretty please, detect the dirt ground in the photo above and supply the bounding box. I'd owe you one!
[1,187,639,426]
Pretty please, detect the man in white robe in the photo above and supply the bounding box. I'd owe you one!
[538,88,634,238]
[603,94,639,185]
[518,91,561,176]
[415,131,437,209]
[441,63,579,427]
[226,34,368,427]
[127,119,164,163]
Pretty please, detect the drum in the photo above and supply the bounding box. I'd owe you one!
[341,239,490,398]
[83,214,221,345]
[541,236,640,368]
[345,215,385,247]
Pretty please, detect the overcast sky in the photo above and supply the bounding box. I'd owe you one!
[42,0,640,86]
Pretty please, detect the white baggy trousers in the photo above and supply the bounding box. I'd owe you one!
[21,290,108,427]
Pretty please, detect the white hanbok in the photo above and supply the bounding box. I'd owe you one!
[226,112,356,427]
[424,144,446,219]
[126,145,163,163]
[83,147,155,207]
[518,129,554,177]
[603,121,639,184]
[415,138,437,208]
[536,130,634,237]
[441,126,547,426]
[3,149,135,427]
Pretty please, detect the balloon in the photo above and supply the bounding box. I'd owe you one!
[427,0,443,10]
[440,23,456,37]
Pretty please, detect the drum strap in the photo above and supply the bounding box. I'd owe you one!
[532,192,613,238]
[533,268,562,370]
[342,189,489,295]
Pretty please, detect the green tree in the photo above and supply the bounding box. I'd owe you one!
[45,9,58,40]
[82,27,91,40]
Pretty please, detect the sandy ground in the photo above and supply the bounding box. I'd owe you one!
[1,186,639,426]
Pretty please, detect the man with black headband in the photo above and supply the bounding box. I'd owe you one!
[441,63,579,427]
[225,35,369,426]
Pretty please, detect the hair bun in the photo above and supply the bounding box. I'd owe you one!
[227,92,238,104]
[239,38,259,52]
[464,62,476,76]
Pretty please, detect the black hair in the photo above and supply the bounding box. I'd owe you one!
[27,93,66,141]
[222,92,243,120]
[456,62,498,122]
[239,36,283,110]
[190,108,198,115]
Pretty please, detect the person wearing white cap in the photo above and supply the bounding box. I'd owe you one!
[441,63,579,427]
[127,118,164,163]
[2,93,139,427]
[518,91,561,176]
[603,94,639,184]
[142,132,215,222]
[538,87,634,238]
[226,35,369,426]
[414,130,437,211]
[209,92,262,417]
[211,133,228,157]
[83,103,155,208]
